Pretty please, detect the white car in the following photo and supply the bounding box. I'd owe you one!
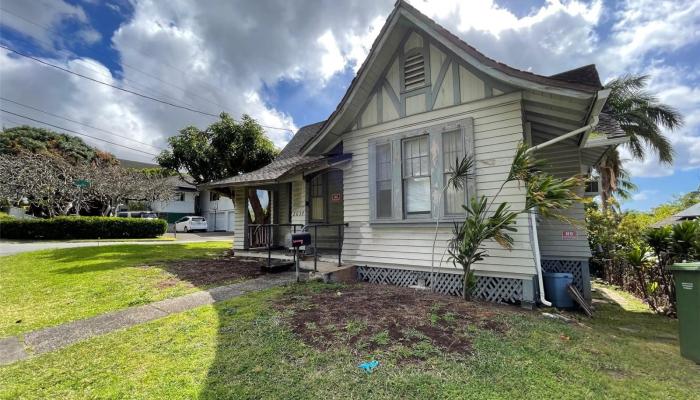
[174,216,208,232]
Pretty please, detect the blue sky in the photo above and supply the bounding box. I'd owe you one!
[1,0,698,212]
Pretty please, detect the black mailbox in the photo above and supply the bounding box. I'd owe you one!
[291,232,311,247]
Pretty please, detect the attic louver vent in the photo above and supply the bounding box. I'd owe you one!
[404,52,425,91]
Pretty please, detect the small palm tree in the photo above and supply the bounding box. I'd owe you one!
[599,74,683,207]
[448,144,582,300]
[625,245,654,308]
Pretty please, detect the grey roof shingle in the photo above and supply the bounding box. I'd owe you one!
[549,64,602,88]
[204,121,326,187]
[594,113,625,137]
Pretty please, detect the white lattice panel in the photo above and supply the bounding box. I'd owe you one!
[356,266,523,303]
[542,259,584,293]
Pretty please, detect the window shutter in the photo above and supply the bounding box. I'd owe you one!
[464,117,476,202]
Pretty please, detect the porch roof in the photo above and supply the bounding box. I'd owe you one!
[202,155,325,188]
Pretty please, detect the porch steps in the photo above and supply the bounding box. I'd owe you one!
[305,264,357,284]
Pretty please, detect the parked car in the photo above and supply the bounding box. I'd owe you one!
[116,211,159,219]
[174,216,208,232]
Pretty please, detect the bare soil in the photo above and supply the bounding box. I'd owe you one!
[154,255,267,287]
[276,283,515,361]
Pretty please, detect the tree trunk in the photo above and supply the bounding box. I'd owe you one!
[247,190,267,224]
[462,263,472,301]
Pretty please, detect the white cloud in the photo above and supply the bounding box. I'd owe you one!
[0,0,101,48]
[1,0,698,174]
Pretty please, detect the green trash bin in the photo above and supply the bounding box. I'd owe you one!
[670,262,700,364]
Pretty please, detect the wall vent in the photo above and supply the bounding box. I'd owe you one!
[404,52,425,91]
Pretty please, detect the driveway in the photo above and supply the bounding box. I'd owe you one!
[0,232,234,256]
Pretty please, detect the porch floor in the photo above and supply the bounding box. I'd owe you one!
[233,249,349,273]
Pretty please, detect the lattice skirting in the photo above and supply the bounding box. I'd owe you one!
[356,266,524,303]
[541,259,586,294]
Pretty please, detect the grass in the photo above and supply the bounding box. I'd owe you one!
[1,282,698,399]
[0,242,231,337]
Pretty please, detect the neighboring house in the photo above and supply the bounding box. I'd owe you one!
[199,188,235,232]
[149,176,198,223]
[653,201,700,228]
[203,1,623,305]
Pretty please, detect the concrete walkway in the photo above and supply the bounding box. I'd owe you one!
[0,272,293,366]
[0,232,234,256]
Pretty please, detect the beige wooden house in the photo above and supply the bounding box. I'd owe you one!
[204,1,625,305]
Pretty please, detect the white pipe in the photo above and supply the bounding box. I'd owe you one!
[525,116,598,154]
[530,210,552,307]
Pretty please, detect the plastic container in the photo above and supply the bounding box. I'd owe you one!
[542,272,574,308]
[669,262,700,364]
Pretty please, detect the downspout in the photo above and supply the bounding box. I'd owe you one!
[525,88,609,305]
[530,210,551,306]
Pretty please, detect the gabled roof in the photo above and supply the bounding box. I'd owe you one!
[594,113,625,137]
[301,0,603,154]
[549,64,602,88]
[653,202,700,228]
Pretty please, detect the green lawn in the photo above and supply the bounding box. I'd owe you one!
[1,281,698,399]
[0,242,230,336]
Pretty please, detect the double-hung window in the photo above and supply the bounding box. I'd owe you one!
[369,118,474,223]
[375,143,393,218]
[402,135,431,216]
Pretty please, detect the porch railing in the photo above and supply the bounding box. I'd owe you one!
[247,223,349,270]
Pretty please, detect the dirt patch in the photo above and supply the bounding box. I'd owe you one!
[275,283,514,361]
[157,256,267,287]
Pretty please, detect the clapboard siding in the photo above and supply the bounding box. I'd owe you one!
[533,136,592,259]
[340,92,536,278]
[233,187,247,250]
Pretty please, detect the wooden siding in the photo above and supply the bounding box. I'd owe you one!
[232,187,247,250]
[532,135,592,259]
[341,92,536,278]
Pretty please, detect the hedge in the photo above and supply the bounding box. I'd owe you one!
[0,216,168,240]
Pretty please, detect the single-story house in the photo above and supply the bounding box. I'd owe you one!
[149,176,199,223]
[204,1,624,305]
[653,200,700,228]
[199,188,235,232]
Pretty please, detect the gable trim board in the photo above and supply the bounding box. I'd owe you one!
[302,1,600,156]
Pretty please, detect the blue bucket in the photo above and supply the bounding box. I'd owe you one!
[542,272,574,308]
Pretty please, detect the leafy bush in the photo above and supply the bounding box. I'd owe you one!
[0,216,167,240]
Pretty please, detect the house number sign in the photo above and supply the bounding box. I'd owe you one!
[562,231,577,240]
[331,193,342,203]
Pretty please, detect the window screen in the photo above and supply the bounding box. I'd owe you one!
[402,135,430,214]
[310,174,325,221]
[375,143,392,218]
[443,129,465,214]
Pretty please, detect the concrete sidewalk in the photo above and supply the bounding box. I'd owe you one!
[0,232,234,256]
[0,272,293,366]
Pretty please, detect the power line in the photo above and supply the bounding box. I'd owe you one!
[0,43,223,118]
[0,108,160,157]
[0,7,212,111]
[0,97,165,150]
[0,14,295,133]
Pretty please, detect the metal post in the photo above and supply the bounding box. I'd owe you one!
[295,246,300,282]
[267,225,271,267]
[337,224,342,266]
[314,225,318,272]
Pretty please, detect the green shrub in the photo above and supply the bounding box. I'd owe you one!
[0,216,167,240]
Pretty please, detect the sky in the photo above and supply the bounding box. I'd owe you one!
[0,0,698,211]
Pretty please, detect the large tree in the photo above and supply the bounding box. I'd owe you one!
[157,113,279,223]
[0,125,116,165]
[157,113,278,185]
[599,75,683,208]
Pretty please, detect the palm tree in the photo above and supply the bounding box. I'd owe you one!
[598,74,683,208]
